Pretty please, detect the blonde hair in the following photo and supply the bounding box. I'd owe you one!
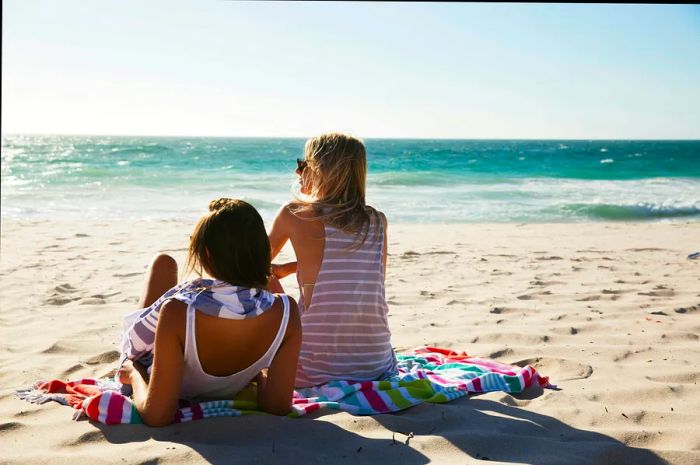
[291,132,379,242]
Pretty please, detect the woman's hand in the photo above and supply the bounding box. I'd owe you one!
[118,359,135,385]
[118,359,148,385]
[271,261,297,279]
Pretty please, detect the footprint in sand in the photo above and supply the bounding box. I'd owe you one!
[41,342,74,354]
[531,280,565,286]
[60,364,84,378]
[612,347,652,362]
[489,306,524,315]
[674,305,699,314]
[488,348,514,359]
[45,296,81,306]
[646,372,700,384]
[113,272,142,278]
[63,430,104,447]
[638,289,675,297]
[83,350,120,365]
[517,291,552,300]
[54,284,78,294]
[601,289,631,295]
[551,326,579,335]
[47,284,81,304]
[0,422,25,433]
[79,298,106,305]
[93,292,121,299]
[491,269,513,276]
[536,256,563,261]
[513,357,593,381]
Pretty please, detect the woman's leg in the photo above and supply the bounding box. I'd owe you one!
[137,254,179,308]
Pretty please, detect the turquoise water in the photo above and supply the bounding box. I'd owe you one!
[2,135,699,223]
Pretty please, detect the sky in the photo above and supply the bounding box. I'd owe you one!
[2,1,699,139]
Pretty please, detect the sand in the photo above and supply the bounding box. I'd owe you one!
[1,219,698,465]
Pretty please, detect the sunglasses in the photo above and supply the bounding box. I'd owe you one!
[296,158,308,173]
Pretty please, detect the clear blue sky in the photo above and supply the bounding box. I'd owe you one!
[2,1,699,139]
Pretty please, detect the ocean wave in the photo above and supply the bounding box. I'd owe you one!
[370,171,517,187]
[561,203,700,221]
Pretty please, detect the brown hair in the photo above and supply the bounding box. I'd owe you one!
[185,198,271,288]
[291,132,379,242]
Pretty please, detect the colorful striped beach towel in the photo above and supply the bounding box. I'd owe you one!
[16,347,551,425]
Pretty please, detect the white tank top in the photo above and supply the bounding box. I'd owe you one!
[180,294,290,400]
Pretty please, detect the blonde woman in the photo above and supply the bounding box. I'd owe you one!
[269,133,397,388]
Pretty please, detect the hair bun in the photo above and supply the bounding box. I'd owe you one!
[208,198,236,212]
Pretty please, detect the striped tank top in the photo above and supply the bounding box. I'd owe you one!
[294,219,398,387]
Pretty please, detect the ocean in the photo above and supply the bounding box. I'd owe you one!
[2,135,699,223]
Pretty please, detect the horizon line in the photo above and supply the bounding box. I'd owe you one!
[2,132,700,142]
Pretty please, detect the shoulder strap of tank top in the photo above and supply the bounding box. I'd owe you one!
[183,302,198,363]
[268,294,290,354]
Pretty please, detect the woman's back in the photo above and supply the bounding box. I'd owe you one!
[180,294,292,399]
[294,219,397,387]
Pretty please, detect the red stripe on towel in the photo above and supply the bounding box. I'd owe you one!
[361,384,390,412]
[84,394,100,421]
[471,377,482,392]
[190,402,204,420]
[106,392,125,425]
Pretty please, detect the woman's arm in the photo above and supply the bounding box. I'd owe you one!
[256,297,302,415]
[271,261,297,279]
[269,204,293,261]
[120,300,185,427]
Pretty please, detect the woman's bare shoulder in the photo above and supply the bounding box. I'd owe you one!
[157,299,187,337]
[366,205,387,227]
[283,201,318,221]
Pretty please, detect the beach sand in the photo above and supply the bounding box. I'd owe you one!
[1,220,698,465]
